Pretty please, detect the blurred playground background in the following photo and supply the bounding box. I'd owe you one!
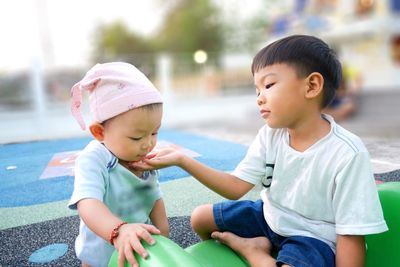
[1,0,400,266]
[1,0,400,144]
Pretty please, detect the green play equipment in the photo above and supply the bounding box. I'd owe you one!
[365,182,400,267]
[109,182,400,267]
[108,235,248,267]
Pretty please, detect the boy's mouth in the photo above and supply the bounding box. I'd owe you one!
[260,109,270,118]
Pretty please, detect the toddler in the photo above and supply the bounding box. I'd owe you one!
[68,62,168,267]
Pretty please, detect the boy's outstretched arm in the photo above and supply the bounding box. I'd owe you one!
[178,155,254,199]
[132,148,254,200]
[335,234,365,267]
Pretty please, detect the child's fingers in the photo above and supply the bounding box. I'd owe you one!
[124,244,139,267]
[144,153,157,159]
[142,224,161,235]
[137,227,158,247]
[129,161,151,170]
[131,159,163,170]
[130,238,148,259]
[118,247,138,267]
[143,157,165,165]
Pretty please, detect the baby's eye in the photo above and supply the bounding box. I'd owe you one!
[265,83,275,89]
[152,132,158,136]
[130,137,142,141]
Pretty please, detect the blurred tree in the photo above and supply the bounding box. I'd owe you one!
[155,0,224,66]
[223,14,270,53]
[92,20,155,59]
[91,21,157,77]
[90,0,225,74]
[158,0,224,53]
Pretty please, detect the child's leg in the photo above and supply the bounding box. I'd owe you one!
[213,233,335,267]
[192,200,270,240]
[192,200,287,267]
[211,232,277,267]
[191,204,218,240]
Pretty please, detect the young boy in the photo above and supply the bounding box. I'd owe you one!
[132,35,387,267]
[68,62,168,267]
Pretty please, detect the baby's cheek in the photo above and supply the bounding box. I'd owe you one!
[150,137,158,149]
[149,144,157,153]
[115,144,134,160]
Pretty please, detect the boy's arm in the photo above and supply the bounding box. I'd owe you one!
[179,155,254,200]
[335,234,365,267]
[149,198,169,237]
[133,149,254,200]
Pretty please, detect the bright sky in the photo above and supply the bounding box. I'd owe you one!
[0,0,262,72]
[0,0,163,71]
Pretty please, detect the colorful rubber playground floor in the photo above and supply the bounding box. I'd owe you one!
[1,128,399,266]
[0,129,261,266]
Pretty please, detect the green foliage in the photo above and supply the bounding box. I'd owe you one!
[156,0,224,55]
[91,21,157,77]
[91,20,155,58]
[91,0,224,67]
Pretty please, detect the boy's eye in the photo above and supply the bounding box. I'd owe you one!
[265,83,275,89]
[152,132,158,136]
[130,137,142,141]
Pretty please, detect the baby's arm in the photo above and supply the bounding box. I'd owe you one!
[132,148,254,199]
[149,198,169,237]
[335,234,365,267]
[77,198,161,267]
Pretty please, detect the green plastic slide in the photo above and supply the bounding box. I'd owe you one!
[108,235,248,267]
[109,182,400,267]
[365,182,400,267]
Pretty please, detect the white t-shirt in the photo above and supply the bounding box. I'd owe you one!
[232,115,387,251]
[68,140,161,267]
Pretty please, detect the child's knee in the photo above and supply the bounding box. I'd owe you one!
[191,204,215,233]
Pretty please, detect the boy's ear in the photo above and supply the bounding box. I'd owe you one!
[89,123,105,141]
[304,72,324,100]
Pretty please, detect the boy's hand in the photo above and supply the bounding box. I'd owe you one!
[113,223,161,267]
[130,148,183,170]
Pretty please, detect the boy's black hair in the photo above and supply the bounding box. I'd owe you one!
[251,35,342,108]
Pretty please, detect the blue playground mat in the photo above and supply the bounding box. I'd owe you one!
[0,129,247,208]
[0,128,247,266]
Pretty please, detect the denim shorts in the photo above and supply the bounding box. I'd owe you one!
[213,200,335,267]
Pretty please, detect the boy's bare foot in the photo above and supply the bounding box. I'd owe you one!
[211,231,276,267]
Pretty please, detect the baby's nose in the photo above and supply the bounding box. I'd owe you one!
[141,138,154,150]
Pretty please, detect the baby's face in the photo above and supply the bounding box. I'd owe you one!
[254,63,308,129]
[101,107,162,162]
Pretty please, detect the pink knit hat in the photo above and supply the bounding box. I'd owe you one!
[70,62,163,130]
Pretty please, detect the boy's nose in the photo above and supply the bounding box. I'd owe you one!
[257,93,266,105]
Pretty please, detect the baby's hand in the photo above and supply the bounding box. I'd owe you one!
[113,223,161,267]
[130,147,183,170]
